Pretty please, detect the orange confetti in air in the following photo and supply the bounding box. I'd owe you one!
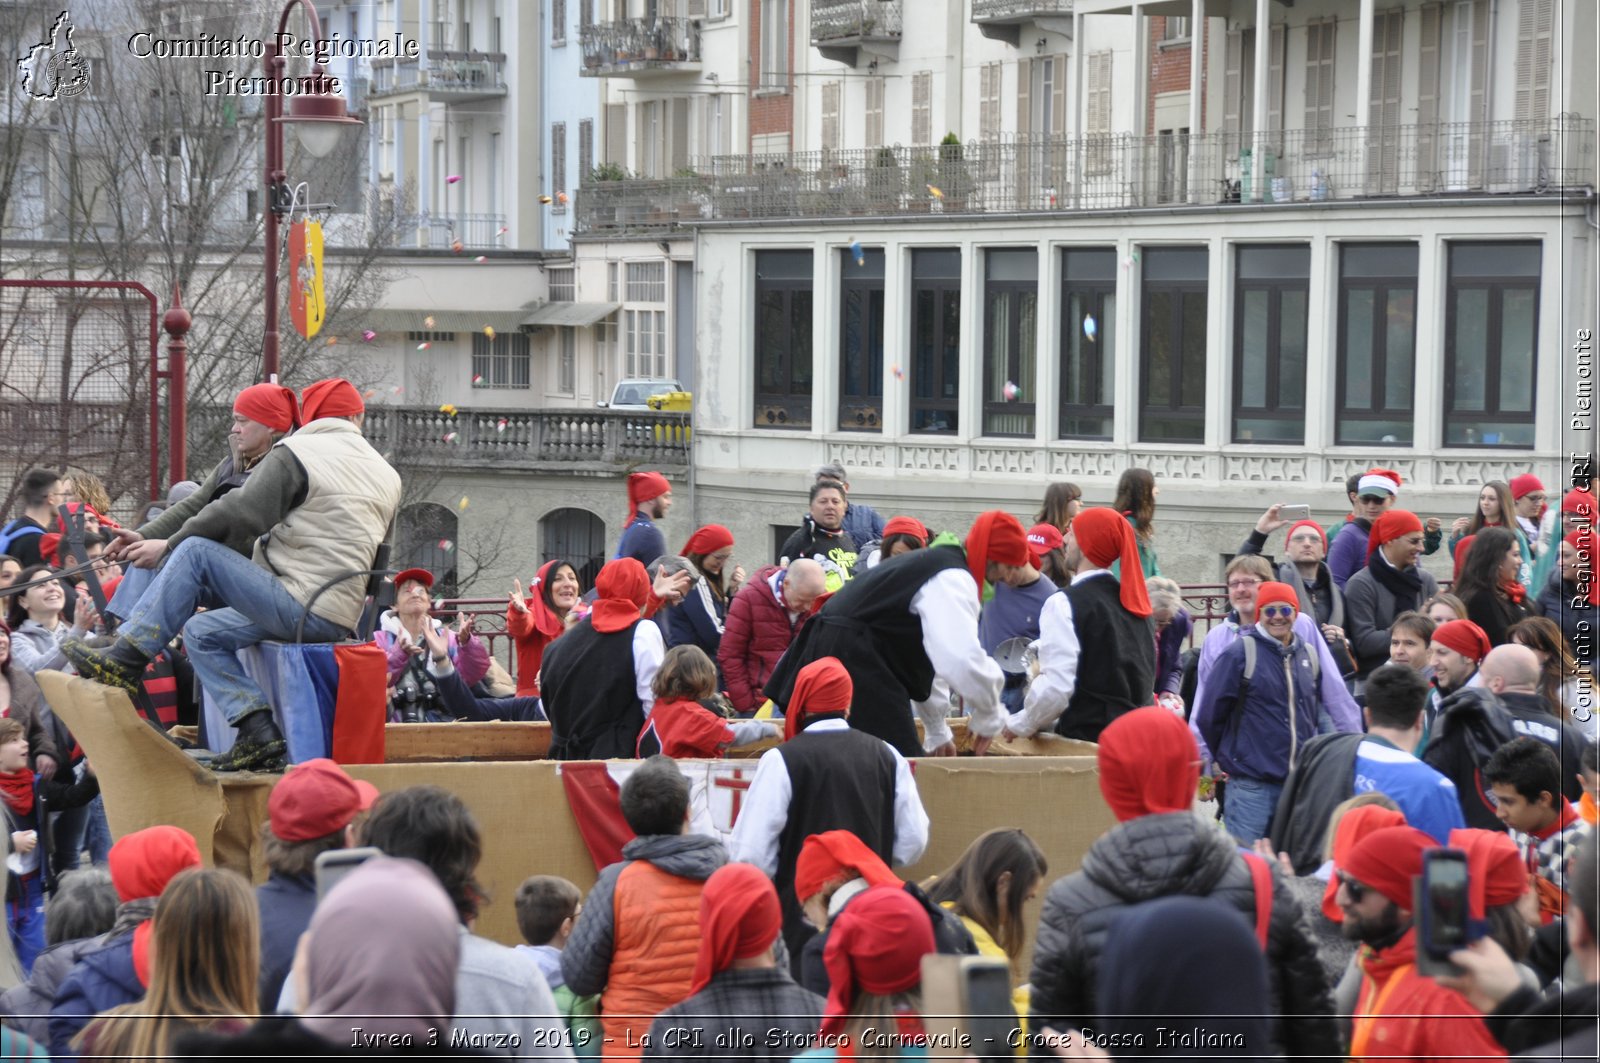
[439,403,458,416]
[417,342,431,351]
[424,315,436,328]
[363,389,377,399]
[458,496,470,510]
[326,336,338,346]
[451,238,464,253]
[926,184,943,199]
[538,194,553,204]
[557,191,569,205]
[484,326,496,340]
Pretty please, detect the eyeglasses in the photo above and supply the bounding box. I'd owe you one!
[1287,533,1322,544]
[1358,495,1388,504]
[1259,604,1296,619]
[1524,493,1547,503]
[1227,578,1262,590]
[1337,872,1367,903]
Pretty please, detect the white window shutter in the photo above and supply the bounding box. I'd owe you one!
[1051,56,1067,137]
[1017,57,1032,135]
[1267,24,1285,134]
[1223,30,1242,149]
[606,102,627,167]
[671,98,690,172]
[1515,0,1553,125]
[688,0,706,17]
[1468,0,1489,185]
[912,71,932,145]
[821,81,840,151]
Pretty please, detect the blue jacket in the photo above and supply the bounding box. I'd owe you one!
[615,512,666,567]
[48,935,142,1057]
[665,574,728,679]
[840,503,885,552]
[1540,571,1599,668]
[256,871,317,1013]
[1194,626,1323,785]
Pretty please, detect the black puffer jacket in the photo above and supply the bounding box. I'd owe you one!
[1028,811,1339,1062]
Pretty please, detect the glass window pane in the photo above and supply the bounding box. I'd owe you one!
[987,249,1038,282]
[986,291,1012,402]
[1018,290,1037,402]
[1451,242,1540,278]
[1499,288,1536,412]
[865,289,884,399]
[941,290,960,400]
[756,249,812,280]
[842,247,885,279]
[1385,289,1415,409]
[1453,289,1488,412]
[1180,291,1208,406]
[1064,248,1117,282]
[913,290,936,398]
[1146,291,1172,406]
[1344,289,1375,409]
[1144,246,1208,281]
[789,291,812,391]
[1063,293,1088,404]
[1278,289,1307,409]
[1240,289,1269,407]
[1342,244,1419,279]
[757,293,784,389]
[1239,246,1310,280]
[913,248,962,280]
[841,289,864,395]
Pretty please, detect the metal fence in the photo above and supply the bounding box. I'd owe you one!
[386,212,508,250]
[580,17,701,72]
[971,0,1073,18]
[370,55,507,96]
[361,406,692,470]
[576,117,1595,235]
[812,0,903,40]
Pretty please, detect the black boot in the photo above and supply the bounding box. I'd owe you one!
[63,638,148,694]
[209,710,287,773]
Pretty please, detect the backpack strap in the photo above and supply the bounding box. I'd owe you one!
[1240,634,1256,687]
[1242,852,1273,951]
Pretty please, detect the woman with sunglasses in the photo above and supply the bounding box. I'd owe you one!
[1193,581,1330,847]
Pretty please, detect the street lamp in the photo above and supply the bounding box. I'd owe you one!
[261,0,362,383]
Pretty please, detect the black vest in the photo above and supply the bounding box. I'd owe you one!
[765,545,969,756]
[773,725,898,967]
[540,618,642,759]
[1054,575,1157,742]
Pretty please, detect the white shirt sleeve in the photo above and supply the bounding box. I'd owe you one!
[889,745,931,867]
[913,678,955,753]
[910,568,1006,738]
[633,619,665,718]
[727,747,790,876]
[1008,592,1081,738]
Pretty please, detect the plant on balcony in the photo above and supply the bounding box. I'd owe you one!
[868,146,903,212]
[934,132,973,211]
[588,162,631,182]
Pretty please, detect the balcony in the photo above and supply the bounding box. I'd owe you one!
[361,406,691,472]
[811,0,901,66]
[369,52,508,103]
[381,212,508,251]
[573,117,1594,234]
[579,18,701,78]
[970,0,1074,45]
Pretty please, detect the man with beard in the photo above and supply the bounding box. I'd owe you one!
[1337,825,1504,1059]
[1345,510,1439,689]
[616,472,673,567]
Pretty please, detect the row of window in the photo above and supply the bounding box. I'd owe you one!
[752,241,1542,448]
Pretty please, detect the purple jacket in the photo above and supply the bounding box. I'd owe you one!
[1155,610,1192,695]
[1326,521,1370,590]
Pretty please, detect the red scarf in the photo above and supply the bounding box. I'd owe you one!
[1501,580,1526,605]
[0,769,34,816]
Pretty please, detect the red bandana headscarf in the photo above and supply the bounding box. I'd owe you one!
[299,378,365,422]
[882,516,929,547]
[108,825,203,903]
[784,656,853,741]
[1562,489,1596,520]
[1432,618,1491,664]
[1070,508,1152,617]
[589,558,650,634]
[1097,706,1200,822]
[234,383,302,433]
[1566,529,1600,606]
[689,863,783,995]
[1366,509,1423,562]
[1321,805,1408,920]
[820,885,935,1038]
[1341,825,1438,911]
[962,511,1030,592]
[1449,828,1529,921]
[682,524,734,557]
[794,830,901,904]
[626,472,671,527]
[525,559,570,640]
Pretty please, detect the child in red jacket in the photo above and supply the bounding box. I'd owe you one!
[639,646,776,758]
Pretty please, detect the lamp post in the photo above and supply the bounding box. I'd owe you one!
[261,0,362,383]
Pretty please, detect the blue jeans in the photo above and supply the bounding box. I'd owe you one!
[116,538,346,725]
[7,873,45,975]
[1223,776,1284,847]
[105,564,155,623]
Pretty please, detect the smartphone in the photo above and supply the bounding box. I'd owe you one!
[1415,847,1473,977]
[920,955,1016,1061]
[315,846,382,901]
[1277,504,1312,522]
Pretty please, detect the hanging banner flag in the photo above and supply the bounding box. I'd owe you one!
[289,219,326,339]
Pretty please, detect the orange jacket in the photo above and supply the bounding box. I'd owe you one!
[1351,928,1505,1062]
[599,860,708,1058]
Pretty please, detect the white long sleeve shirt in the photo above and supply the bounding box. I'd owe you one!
[909,567,1006,750]
[632,619,664,718]
[1004,569,1114,737]
[727,718,930,876]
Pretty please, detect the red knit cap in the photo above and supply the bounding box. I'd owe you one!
[1563,489,1597,519]
[234,383,302,433]
[1097,706,1200,822]
[1432,618,1491,663]
[794,830,900,903]
[1254,581,1300,618]
[299,378,365,421]
[1366,509,1424,561]
[784,656,853,741]
[1025,522,1064,561]
[681,524,734,557]
[1509,474,1545,500]
[1341,825,1438,911]
[625,472,671,526]
[108,826,202,903]
[1566,529,1600,606]
[1449,828,1530,921]
[821,886,935,1037]
[963,511,1030,591]
[1069,508,1152,617]
[1321,805,1408,920]
[882,516,929,547]
[1285,519,1326,549]
[590,558,650,634]
[689,863,783,995]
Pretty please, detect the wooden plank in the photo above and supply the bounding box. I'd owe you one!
[726,716,1097,758]
[383,721,551,762]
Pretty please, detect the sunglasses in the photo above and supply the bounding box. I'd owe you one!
[1358,495,1388,504]
[1259,604,1296,619]
[1337,871,1367,903]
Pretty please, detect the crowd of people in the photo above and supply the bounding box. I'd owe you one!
[1,378,1597,1059]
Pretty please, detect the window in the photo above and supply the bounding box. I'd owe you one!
[979,63,1001,146]
[1140,246,1208,442]
[1304,19,1336,153]
[1085,52,1112,173]
[558,328,576,393]
[1060,249,1117,440]
[839,248,885,432]
[472,331,532,389]
[397,503,459,597]
[703,95,724,157]
[627,261,666,302]
[549,268,575,301]
[1232,245,1309,444]
[821,82,840,152]
[551,123,567,206]
[624,310,667,378]
[1514,0,1553,124]
[864,78,884,148]
[1336,244,1418,445]
[607,262,619,301]
[552,0,566,42]
[754,250,813,429]
[578,120,593,184]
[910,249,961,435]
[1444,242,1540,447]
[760,0,789,91]
[983,250,1038,437]
[596,313,617,376]
[1162,16,1190,41]
[579,0,592,30]
[912,71,933,145]
[541,508,605,593]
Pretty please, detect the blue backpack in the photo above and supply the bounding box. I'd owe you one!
[0,519,42,557]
